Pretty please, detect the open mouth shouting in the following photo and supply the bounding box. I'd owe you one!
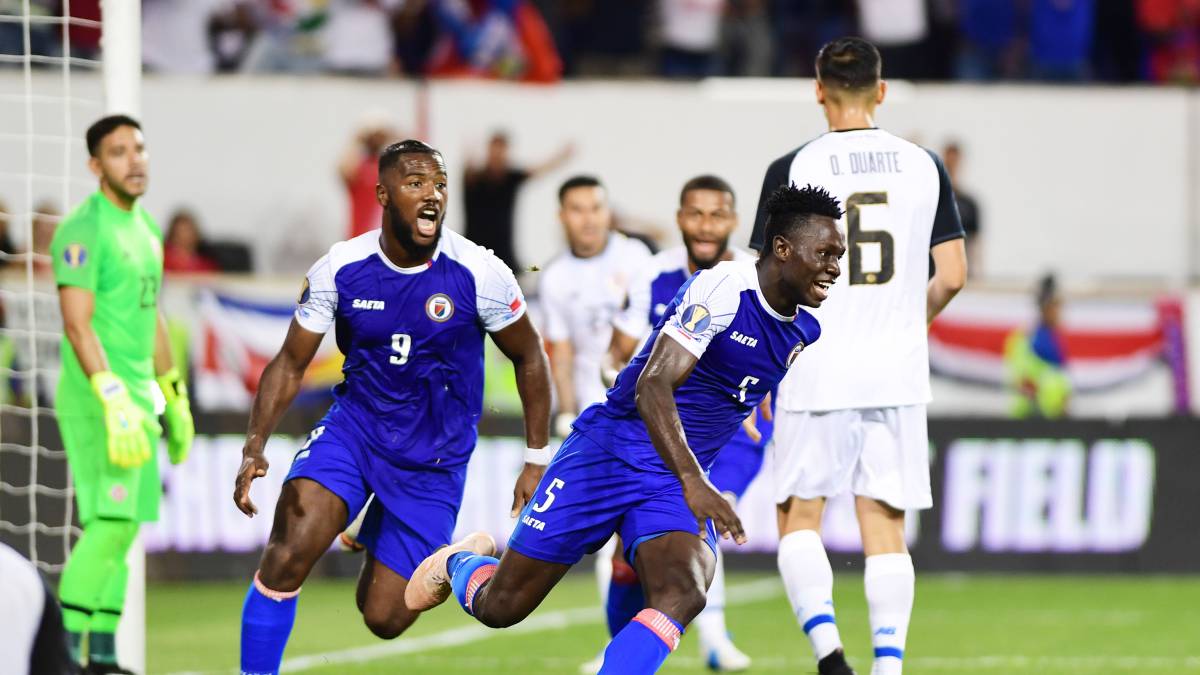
[416,205,440,239]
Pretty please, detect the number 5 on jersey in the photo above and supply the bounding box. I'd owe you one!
[531,478,565,513]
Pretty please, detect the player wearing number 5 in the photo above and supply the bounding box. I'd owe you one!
[749,38,967,675]
[52,115,195,673]
[232,140,552,675]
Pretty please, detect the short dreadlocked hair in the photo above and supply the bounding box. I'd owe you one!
[759,183,843,257]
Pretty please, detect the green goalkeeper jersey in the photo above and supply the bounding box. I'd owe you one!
[51,191,163,417]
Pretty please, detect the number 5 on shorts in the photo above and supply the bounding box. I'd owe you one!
[531,478,565,513]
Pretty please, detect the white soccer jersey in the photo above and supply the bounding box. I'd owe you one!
[750,128,965,411]
[613,244,756,341]
[539,232,653,410]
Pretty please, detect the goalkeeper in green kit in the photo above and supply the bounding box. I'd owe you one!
[51,115,194,673]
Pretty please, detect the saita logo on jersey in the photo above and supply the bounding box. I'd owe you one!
[63,243,87,268]
[786,341,806,367]
[109,483,128,503]
[297,278,310,305]
[679,303,711,335]
[426,293,454,322]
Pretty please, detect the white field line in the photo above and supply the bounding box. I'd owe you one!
[165,578,783,675]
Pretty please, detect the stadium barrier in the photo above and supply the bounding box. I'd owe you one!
[2,412,1195,576]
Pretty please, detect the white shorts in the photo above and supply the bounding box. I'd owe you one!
[770,405,932,510]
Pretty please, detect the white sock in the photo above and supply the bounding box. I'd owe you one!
[778,529,842,660]
[694,546,728,647]
[595,536,616,607]
[865,553,914,675]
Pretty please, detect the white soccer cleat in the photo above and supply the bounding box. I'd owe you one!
[578,648,605,674]
[404,531,496,611]
[702,638,752,672]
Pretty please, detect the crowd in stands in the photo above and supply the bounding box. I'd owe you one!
[1,1,1197,84]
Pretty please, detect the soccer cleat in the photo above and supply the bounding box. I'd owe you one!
[578,648,605,674]
[404,531,496,611]
[817,649,856,675]
[84,663,136,675]
[701,637,752,672]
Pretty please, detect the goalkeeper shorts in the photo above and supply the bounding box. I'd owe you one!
[57,415,162,524]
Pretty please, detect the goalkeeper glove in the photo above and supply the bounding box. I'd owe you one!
[90,372,151,469]
[157,368,195,465]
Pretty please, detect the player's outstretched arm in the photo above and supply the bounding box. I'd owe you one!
[548,338,577,434]
[233,319,324,517]
[927,238,968,325]
[490,314,553,516]
[635,335,746,544]
[603,328,640,386]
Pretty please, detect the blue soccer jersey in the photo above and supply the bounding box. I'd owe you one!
[574,259,820,473]
[294,229,526,469]
[613,245,755,341]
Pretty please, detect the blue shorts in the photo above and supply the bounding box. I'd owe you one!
[708,415,772,500]
[508,431,717,567]
[285,414,467,578]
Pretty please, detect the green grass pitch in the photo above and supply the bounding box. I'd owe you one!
[148,571,1200,673]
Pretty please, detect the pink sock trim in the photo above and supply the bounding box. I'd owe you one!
[632,609,681,652]
[254,571,301,601]
[465,564,497,612]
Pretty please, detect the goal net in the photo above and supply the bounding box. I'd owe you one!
[0,0,143,668]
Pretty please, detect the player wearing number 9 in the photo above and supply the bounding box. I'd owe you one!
[750,37,968,675]
[405,184,844,675]
[52,115,194,672]
[232,140,553,675]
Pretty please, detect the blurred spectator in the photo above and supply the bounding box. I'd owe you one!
[956,0,1023,80]
[1005,274,1070,418]
[163,209,220,274]
[1029,0,1095,81]
[64,0,101,61]
[339,112,398,239]
[142,0,241,74]
[30,200,59,274]
[720,0,771,76]
[856,0,933,79]
[0,1,59,63]
[392,0,439,74]
[1138,0,1200,84]
[657,0,724,78]
[463,131,573,272]
[942,141,982,277]
[322,0,401,76]
[240,0,327,73]
[1093,0,1141,82]
[428,0,562,82]
[768,0,853,77]
[208,2,258,72]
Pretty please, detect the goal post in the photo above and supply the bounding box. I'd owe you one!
[101,2,146,671]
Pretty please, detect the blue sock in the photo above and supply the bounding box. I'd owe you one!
[240,574,299,675]
[599,608,683,674]
[448,552,499,616]
[606,578,645,636]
